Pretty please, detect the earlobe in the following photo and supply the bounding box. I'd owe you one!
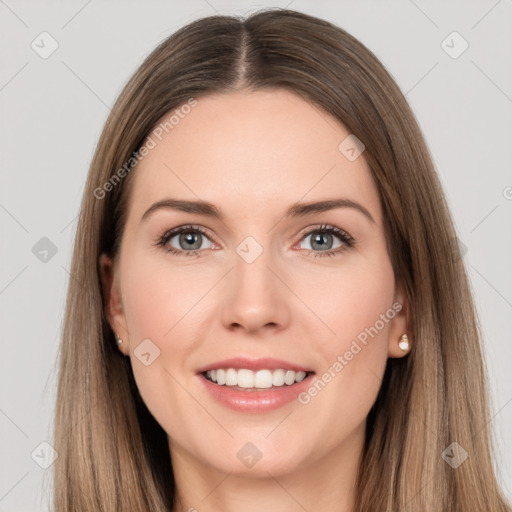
[99,253,129,354]
[387,285,412,358]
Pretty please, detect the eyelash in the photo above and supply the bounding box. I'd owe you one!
[154,223,355,259]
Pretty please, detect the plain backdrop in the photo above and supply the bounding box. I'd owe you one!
[0,1,511,510]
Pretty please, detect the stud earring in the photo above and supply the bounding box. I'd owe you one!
[398,334,410,352]
[115,333,123,347]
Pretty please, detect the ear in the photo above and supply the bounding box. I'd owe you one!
[387,283,411,358]
[99,253,129,355]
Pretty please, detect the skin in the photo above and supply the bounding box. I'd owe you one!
[100,89,410,512]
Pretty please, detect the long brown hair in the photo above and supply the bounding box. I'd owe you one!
[53,8,511,511]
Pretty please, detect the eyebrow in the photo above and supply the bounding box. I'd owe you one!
[140,198,375,224]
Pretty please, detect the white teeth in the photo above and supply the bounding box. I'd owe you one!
[216,369,226,385]
[237,369,254,388]
[225,368,237,386]
[254,369,272,389]
[272,369,285,386]
[204,368,309,388]
[284,370,296,385]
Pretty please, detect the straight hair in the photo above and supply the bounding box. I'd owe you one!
[53,8,511,511]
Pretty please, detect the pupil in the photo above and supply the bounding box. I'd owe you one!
[312,233,331,250]
[181,232,201,250]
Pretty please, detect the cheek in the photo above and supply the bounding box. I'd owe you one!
[298,253,395,406]
[119,250,210,429]
[297,253,395,349]
[121,248,204,342]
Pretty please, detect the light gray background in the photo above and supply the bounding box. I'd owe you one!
[1,1,511,510]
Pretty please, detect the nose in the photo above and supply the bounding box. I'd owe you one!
[221,246,291,335]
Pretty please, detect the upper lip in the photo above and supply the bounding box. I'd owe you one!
[196,357,314,374]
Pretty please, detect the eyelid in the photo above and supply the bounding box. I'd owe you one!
[293,223,355,252]
[160,224,220,248]
[296,223,353,241]
[155,223,355,257]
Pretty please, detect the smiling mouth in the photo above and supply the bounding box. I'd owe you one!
[202,368,314,391]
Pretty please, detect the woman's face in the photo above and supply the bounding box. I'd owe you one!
[100,89,409,479]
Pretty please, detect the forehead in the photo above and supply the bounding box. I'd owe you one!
[126,89,382,227]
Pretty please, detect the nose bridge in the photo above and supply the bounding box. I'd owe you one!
[221,234,290,332]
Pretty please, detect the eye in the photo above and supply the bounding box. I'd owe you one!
[154,223,355,259]
[296,224,355,258]
[154,225,216,257]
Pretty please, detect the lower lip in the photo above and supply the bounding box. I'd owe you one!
[197,372,315,413]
